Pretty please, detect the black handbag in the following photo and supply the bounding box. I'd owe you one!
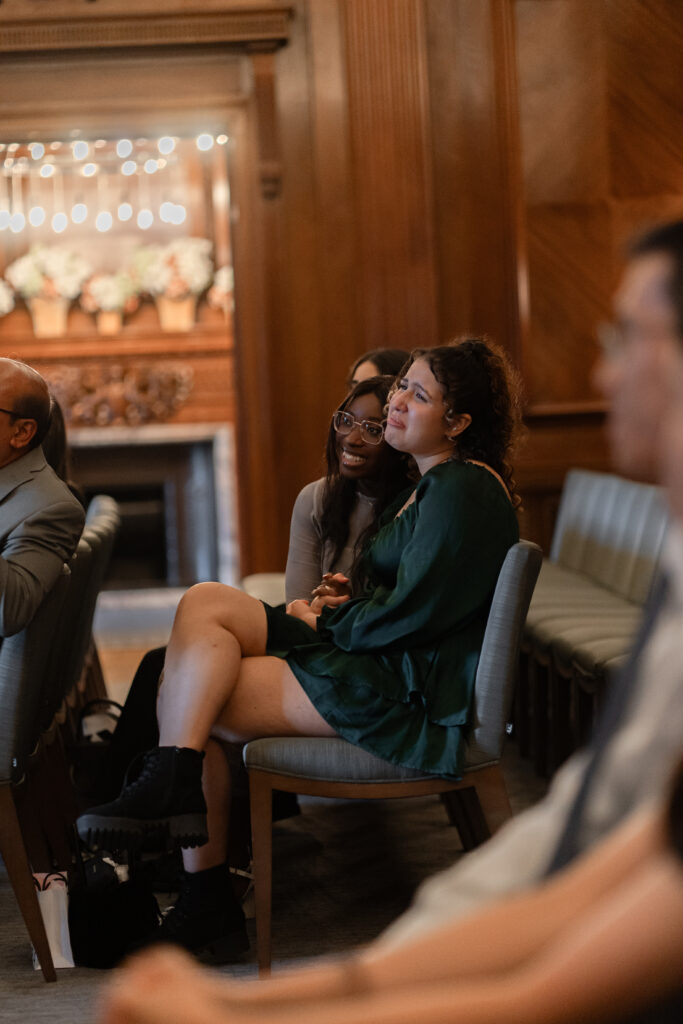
[68,841,160,968]
[71,698,124,804]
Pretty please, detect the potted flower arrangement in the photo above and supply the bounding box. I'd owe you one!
[80,271,140,335]
[5,244,91,337]
[0,279,15,320]
[133,238,213,332]
[207,265,234,322]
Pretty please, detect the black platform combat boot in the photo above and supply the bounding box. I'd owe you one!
[143,863,250,965]
[77,746,208,852]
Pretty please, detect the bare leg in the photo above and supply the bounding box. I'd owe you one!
[155,582,335,872]
[157,583,269,749]
[183,739,232,873]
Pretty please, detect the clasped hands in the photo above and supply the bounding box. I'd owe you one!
[286,572,352,628]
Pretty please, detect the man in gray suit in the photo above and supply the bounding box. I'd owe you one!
[0,357,85,637]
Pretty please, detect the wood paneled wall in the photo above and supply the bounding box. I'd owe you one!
[272,0,683,562]
[1,0,682,570]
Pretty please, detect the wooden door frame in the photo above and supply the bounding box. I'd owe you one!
[0,4,293,574]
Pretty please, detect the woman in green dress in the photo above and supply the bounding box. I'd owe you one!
[78,337,522,962]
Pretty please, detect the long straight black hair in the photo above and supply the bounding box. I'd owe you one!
[319,374,414,575]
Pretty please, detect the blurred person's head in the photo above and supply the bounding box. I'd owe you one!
[347,348,410,388]
[0,358,52,467]
[593,220,683,486]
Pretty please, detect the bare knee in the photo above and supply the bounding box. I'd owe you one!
[175,582,239,628]
[173,582,267,655]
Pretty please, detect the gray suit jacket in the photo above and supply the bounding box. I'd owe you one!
[0,446,85,637]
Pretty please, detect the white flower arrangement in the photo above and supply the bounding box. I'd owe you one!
[80,272,140,314]
[207,265,234,311]
[133,238,214,299]
[5,244,91,301]
[0,279,15,316]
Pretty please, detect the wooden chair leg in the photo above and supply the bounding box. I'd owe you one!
[514,649,531,756]
[0,785,56,982]
[441,788,489,851]
[248,772,274,975]
[12,778,53,874]
[32,735,76,868]
[530,655,549,777]
[470,764,513,834]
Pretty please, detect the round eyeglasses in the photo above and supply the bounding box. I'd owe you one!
[333,410,385,445]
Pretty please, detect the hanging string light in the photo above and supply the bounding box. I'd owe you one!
[0,131,225,241]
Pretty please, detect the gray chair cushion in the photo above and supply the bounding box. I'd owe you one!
[244,736,435,782]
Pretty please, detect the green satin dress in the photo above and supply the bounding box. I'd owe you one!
[264,460,519,779]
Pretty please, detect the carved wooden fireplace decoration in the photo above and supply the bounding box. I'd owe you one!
[0,3,293,579]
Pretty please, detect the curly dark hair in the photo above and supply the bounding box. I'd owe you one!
[319,375,415,576]
[407,338,524,508]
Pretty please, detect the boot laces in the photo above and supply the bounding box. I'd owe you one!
[122,750,163,793]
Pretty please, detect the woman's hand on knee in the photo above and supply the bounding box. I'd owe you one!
[286,599,319,630]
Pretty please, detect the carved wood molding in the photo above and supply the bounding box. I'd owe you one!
[0,7,293,53]
[251,50,282,199]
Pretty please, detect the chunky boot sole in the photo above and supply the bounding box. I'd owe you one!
[77,811,208,852]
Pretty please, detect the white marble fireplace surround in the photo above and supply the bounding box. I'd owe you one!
[70,423,239,646]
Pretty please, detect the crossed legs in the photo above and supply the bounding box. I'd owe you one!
[156,582,336,871]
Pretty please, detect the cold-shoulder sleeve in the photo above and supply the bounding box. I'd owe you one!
[316,463,518,653]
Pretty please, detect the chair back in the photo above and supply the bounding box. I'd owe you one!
[83,493,120,592]
[64,494,120,690]
[465,540,542,767]
[0,566,71,784]
[39,536,94,729]
[549,469,668,604]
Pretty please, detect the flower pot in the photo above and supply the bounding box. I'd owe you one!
[29,297,69,338]
[96,310,123,336]
[155,294,197,333]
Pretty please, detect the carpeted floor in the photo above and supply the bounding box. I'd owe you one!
[0,743,546,1022]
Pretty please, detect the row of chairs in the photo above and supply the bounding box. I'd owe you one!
[1,528,540,979]
[0,496,120,982]
[516,470,668,777]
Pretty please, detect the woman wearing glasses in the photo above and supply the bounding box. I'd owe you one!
[285,374,414,604]
[78,338,522,963]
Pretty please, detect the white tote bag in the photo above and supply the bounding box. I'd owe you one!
[32,871,75,970]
